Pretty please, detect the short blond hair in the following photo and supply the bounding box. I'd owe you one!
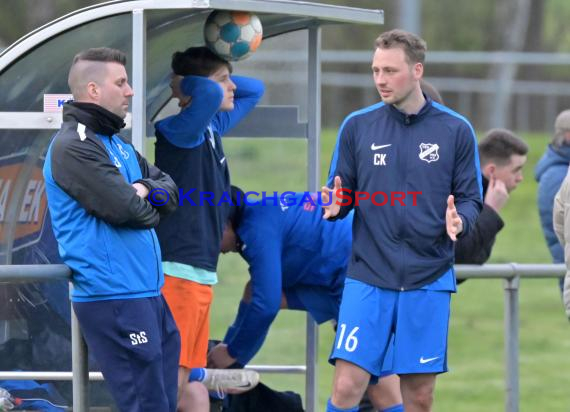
[374,29,427,65]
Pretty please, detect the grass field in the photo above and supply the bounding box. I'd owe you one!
[163,130,570,411]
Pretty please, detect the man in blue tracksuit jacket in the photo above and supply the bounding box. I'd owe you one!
[43,48,180,411]
[322,30,482,412]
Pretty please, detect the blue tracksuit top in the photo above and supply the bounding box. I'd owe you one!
[155,75,264,272]
[327,97,483,290]
[44,104,178,302]
[225,193,352,364]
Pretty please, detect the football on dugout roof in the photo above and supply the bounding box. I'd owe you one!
[204,10,263,61]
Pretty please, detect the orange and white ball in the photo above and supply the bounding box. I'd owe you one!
[204,10,263,61]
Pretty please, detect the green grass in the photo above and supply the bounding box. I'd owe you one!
[151,131,570,410]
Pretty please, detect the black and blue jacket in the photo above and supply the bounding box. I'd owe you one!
[43,103,178,302]
[328,97,483,290]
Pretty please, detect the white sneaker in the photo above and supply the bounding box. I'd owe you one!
[202,368,260,396]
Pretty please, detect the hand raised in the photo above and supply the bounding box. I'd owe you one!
[446,195,463,241]
[321,176,342,219]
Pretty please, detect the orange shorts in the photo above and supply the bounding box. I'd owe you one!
[162,275,213,369]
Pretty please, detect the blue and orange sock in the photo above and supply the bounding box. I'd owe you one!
[188,368,206,382]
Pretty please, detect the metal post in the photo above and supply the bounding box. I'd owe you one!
[131,9,147,154]
[306,24,321,412]
[545,95,557,134]
[458,92,471,122]
[503,274,520,412]
[399,0,421,34]
[515,94,530,132]
[71,283,89,411]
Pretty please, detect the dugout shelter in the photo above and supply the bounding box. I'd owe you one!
[0,1,383,410]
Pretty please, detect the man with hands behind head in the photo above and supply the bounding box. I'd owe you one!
[154,47,264,410]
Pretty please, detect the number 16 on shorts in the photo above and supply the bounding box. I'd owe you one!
[336,324,359,352]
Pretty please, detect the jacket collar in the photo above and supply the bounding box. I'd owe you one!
[386,93,433,125]
[63,102,126,137]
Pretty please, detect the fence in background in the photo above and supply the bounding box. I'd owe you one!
[244,50,570,132]
[0,263,565,412]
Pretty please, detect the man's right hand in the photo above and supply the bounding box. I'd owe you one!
[171,75,191,109]
[321,176,342,219]
[207,343,236,369]
[484,175,509,213]
[132,182,149,199]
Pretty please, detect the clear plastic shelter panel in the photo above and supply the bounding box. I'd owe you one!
[0,13,132,409]
[146,9,310,127]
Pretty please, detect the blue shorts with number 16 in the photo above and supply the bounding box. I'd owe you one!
[329,277,452,378]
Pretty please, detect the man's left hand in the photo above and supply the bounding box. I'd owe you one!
[207,343,237,369]
[446,195,463,241]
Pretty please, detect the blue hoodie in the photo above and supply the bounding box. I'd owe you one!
[535,144,570,263]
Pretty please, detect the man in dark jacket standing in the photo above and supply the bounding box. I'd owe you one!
[455,128,528,270]
[43,47,180,411]
[322,30,482,412]
[536,110,570,289]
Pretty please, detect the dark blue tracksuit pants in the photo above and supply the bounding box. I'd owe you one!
[73,295,180,411]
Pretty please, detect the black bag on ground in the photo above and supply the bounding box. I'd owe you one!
[222,381,304,412]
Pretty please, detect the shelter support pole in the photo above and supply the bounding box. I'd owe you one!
[305,24,322,412]
[71,283,89,412]
[131,9,147,154]
[503,273,520,412]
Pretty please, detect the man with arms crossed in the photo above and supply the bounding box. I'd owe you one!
[322,30,482,412]
[43,47,180,411]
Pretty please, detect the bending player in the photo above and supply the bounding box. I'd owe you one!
[209,188,403,412]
